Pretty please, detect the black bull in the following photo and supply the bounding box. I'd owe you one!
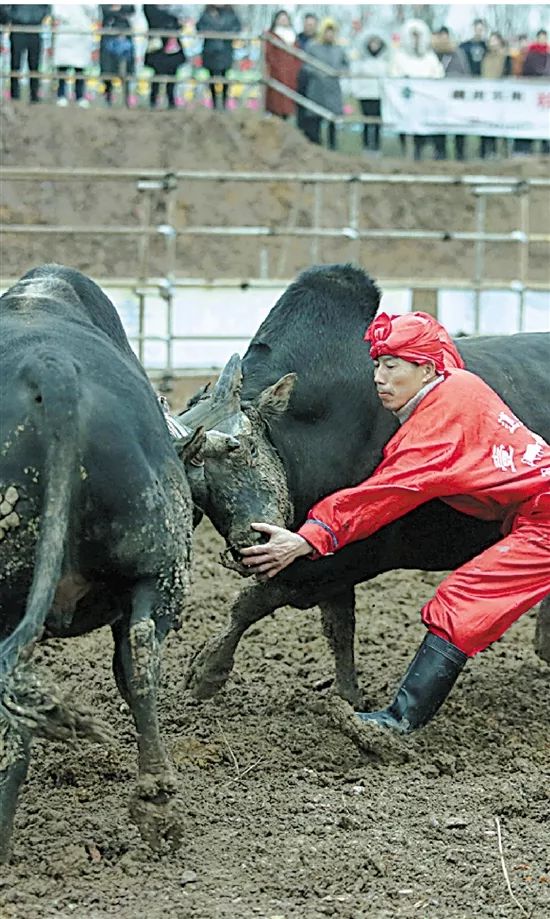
[178,264,550,707]
[0,264,201,862]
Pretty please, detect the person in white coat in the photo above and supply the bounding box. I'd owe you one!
[389,19,444,160]
[349,32,389,154]
[52,4,97,106]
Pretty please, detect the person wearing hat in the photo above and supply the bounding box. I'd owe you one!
[240,312,550,735]
[301,17,348,149]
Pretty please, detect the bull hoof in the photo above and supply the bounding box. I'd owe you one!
[183,645,233,700]
[130,774,184,853]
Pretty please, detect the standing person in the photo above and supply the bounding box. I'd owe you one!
[240,311,550,737]
[455,19,487,161]
[521,30,550,154]
[5,4,51,104]
[479,32,512,159]
[143,5,186,109]
[388,19,444,160]
[295,11,318,134]
[349,32,389,156]
[459,18,487,75]
[196,5,241,111]
[431,26,470,159]
[52,4,96,108]
[302,18,348,150]
[263,9,300,120]
[510,33,529,76]
[99,4,135,107]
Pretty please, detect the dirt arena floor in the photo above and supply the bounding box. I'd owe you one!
[1,519,549,919]
[1,103,549,284]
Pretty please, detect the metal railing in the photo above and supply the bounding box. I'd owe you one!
[2,167,548,370]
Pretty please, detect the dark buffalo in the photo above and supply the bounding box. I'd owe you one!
[0,264,200,861]
[178,264,550,706]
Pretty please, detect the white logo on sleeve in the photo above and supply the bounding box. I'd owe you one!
[521,433,546,468]
[492,444,516,473]
[497,412,522,434]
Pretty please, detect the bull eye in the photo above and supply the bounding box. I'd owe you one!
[249,443,258,460]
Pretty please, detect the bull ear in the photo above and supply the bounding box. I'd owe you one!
[175,426,205,463]
[256,373,297,417]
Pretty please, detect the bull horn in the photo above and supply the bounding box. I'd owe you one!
[211,353,242,410]
[176,354,244,432]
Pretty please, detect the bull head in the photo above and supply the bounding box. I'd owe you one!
[177,354,296,573]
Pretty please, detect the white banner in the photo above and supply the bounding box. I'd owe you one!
[381,78,550,139]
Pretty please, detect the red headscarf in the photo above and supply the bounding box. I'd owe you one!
[364,311,465,375]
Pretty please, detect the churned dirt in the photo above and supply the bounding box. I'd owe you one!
[1,102,549,284]
[1,519,549,919]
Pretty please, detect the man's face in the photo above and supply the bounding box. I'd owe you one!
[474,21,485,40]
[304,16,317,37]
[373,355,436,412]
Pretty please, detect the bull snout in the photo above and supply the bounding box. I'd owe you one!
[219,525,269,576]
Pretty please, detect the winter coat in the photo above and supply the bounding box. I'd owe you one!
[52,5,96,69]
[143,5,185,75]
[522,42,550,77]
[196,6,241,73]
[459,37,487,75]
[303,41,349,115]
[297,369,550,556]
[348,34,389,100]
[4,5,50,26]
[264,29,301,116]
[99,5,135,73]
[481,48,512,79]
[389,19,444,79]
[431,33,470,76]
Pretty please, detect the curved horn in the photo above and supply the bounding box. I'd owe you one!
[176,354,244,432]
[211,353,242,409]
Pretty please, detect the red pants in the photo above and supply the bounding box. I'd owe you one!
[422,492,550,656]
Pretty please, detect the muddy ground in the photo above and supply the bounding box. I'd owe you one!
[1,102,549,284]
[1,519,549,919]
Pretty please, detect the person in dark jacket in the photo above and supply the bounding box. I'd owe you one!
[459,18,487,75]
[302,18,349,150]
[100,5,135,107]
[196,4,241,110]
[144,5,186,109]
[5,4,51,103]
[295,12,318,132]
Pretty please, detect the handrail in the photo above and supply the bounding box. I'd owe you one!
[2,167,549,188]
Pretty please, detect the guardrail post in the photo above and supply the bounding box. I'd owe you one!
[518,184,530,331]
[311,181,322,265]
[473,190,487,334]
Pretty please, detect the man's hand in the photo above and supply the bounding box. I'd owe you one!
[240,523,312,579]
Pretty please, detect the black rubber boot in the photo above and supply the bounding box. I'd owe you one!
[357,633,468,735]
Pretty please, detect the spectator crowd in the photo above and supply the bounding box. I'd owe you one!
[0,5,548,159]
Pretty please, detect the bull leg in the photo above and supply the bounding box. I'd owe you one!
[111,580,182,852]
[0,714,31,863]
[319,587,362,708]
[184,581,287,700]
[534,595,550,664]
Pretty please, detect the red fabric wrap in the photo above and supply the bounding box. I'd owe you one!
[364,311,465,375]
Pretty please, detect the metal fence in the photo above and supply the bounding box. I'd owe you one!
[2,167,549,374]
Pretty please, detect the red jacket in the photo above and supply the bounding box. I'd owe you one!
[298,369,550,556]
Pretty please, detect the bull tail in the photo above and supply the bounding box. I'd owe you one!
[0,354,82,681]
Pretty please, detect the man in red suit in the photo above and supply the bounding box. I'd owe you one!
[241,312,550,735]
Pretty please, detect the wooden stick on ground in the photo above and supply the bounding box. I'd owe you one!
[495,816,529,916]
